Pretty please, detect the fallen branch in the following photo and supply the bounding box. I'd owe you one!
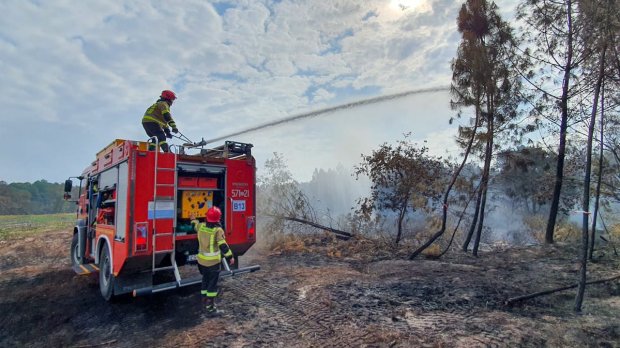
[505,274,620,306]
[279,216,352,240]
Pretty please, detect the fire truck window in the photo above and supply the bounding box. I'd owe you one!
[99,168,118,190]
[96,168,118,226]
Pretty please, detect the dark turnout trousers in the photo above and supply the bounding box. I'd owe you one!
[142,122,169,152]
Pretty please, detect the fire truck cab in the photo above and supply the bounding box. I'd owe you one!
[64,139,259,300]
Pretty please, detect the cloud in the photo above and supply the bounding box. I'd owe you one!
[0,0,494,183]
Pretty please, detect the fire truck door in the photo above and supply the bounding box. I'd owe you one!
[87,176,98,257]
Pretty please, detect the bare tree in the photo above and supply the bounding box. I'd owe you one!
[410,0,521,259]
[257,153,317,239]
[446,0,523,255]
[582,0,620,259]
[574,0,619,312]
[355,136,444,245]
[517,0,584,244]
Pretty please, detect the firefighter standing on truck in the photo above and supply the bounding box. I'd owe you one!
[190,207,234,314]
[142,90,179,152]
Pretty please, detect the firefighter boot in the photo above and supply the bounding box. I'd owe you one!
[205,297,217,314]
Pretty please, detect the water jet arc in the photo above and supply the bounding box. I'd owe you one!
[203,85,450,145]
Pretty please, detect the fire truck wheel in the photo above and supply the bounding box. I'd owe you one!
[70,233,81,266]
[99,246,115,301]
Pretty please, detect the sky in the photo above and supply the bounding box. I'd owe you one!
[0,0,519,184]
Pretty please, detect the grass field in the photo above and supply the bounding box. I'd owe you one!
[0,213,75,240]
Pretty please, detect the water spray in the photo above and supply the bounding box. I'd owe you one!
[203,86,450,145]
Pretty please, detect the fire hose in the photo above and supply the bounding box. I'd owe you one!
[172,131,207,148]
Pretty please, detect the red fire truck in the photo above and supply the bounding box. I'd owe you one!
[64,139,259,300]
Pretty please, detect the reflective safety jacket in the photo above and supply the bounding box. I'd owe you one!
[193,222,233,267]
[142,100,177,130]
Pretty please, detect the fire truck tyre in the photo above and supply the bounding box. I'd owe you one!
[70,233,81,266]
[99,246,115,301]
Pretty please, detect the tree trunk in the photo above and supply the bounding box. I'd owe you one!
[438,181,480,257]
[396,205,406,245]
[590,83,605,260]
[409,111,480,259]
[575,40,606,313]
[473,112,494,257]
[462,185,483,252]
[545,0,574,245]
[472,182,490,256]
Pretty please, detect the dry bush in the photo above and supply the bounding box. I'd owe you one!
[554,221,581,241]
[609,223,620,240]
[424,213,443,231]
[268,231,346,256]
[404,215,459,255]
[269,233,309,255]
[420,243,441,258]
[266,230,417,261]
[258,215,317,251]
[522,214,546,242]
[523,214,581,243]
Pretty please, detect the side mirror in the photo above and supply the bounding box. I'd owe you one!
[63,179,73,200]
[64,179,73,193]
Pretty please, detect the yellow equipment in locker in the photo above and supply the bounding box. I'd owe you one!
[181,190,213,219]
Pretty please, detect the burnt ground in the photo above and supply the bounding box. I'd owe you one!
[1,230,619,347]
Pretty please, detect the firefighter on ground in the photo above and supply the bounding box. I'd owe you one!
[190,207,234,314]
[142,90,179,152]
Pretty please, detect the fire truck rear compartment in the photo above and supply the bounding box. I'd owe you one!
[129,163,259,297]
[67,140,259,299]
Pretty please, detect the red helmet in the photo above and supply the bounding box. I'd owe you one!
[206,206,222,223]
[161,90,177,101]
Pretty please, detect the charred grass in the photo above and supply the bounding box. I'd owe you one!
[1,227,619,347]
[267,231,620,346]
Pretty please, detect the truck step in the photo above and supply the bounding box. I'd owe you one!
[71,263,100,275]
[133,265,261,297]
[153,266,176,272]
[154,249,174,254]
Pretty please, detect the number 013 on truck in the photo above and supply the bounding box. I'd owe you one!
[63,139,260,300]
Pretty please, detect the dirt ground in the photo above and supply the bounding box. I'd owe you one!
[1,230,619,348]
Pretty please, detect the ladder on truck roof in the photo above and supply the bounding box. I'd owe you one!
[151,142,181,283]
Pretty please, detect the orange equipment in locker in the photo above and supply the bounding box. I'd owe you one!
[181,190,213,219]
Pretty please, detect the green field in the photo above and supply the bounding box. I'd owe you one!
[0,213,75,240]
